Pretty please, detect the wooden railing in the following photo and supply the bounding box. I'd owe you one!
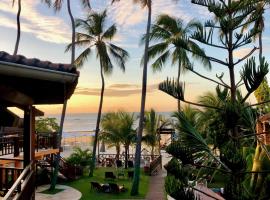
[0,131,59,157]
[0,165,24,196]
[36,132,58,151]
[98,154,160,163]
[0,132,23,157]
[149,155,162,176]
[45,154,83,180]
[2,162,35,200]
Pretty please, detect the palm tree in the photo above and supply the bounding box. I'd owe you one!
[100,111,136,168]
[112,0,152,195]
[146,14,210,111]
[42,0,90,190]
[118,112,136,169]
[100,112,122,160]
[142,109,162,160]
[12,0,21,55]
[66,10,129,177]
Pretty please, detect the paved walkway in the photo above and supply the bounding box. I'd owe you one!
[145,168,166,200]
[35,185,82,200]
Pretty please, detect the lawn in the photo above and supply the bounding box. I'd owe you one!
[65,167,150,200]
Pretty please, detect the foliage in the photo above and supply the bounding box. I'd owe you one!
[158,0,270,199]
[65,147,92,167]
[100,111,136,168]
[35,117,60,133]
[254,77,270,114]
[142,109,165,156]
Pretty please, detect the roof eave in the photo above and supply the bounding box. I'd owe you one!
[0,61,79,83]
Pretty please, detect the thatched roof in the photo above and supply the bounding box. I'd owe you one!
[0,51,77,74]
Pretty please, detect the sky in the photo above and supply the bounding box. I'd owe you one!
[0,0,270,115]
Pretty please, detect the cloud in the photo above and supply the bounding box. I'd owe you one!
[233,47,258,59]
[75,83,158,97]
[0,0,71,44]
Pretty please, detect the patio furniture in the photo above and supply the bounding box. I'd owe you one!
[128,171,134,179]
[116,160,123,168]
[90,181,104,192]
[128,160,134,168]
[105,172,116,180]
[108,183,126,193]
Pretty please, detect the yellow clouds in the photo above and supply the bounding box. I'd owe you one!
[0,0,70,44]
[75,83,158,97]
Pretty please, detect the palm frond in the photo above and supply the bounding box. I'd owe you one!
[74,48,91,68]
[108,43,129,72]
[102,24,117,40]
[159,78,185,101]
[241,56,269,93]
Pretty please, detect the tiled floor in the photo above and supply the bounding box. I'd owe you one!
[35,185,82,200]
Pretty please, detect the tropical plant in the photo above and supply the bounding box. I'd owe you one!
[146,14,210,111]
[100,111,136,169]
[12,0,21,55]
[158,0,270,198]
[254,78,270,114]
[65,147,92,167]
[100,112,122,160]
[66,10,129,177]
[142,109,163,159]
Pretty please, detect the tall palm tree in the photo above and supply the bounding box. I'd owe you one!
[112,0,152,195]
[42,0,90,190]
[146,14,210,111]
[118,112,136,169]
[12,0,21,55]
[142,109,162,160]
[66,10,129,177]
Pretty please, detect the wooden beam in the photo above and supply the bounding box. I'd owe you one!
[0,85,33,106]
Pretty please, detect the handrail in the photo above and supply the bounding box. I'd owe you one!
[3,161,34,200]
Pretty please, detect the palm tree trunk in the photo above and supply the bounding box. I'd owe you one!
[13,0,21,56]
[116,145,120,160]
[67,0,75,64]
[131,1,152,196]
[125,144,128,169]
[151,146,154,161]
[259,32,263,60]
[89,61,105,177]
[50,99,67,190]
[49,0,75,189]
[177,63,181,112]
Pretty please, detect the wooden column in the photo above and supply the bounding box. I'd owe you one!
[23,106,35,168]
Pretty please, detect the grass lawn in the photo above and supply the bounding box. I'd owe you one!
[65,167,150,200]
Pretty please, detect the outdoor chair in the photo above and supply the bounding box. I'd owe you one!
[105,171,116,180]
[116,160,123,168]
[90,181,104,192]
[128,160,134,168]
[128,171,134,179]
[108,183,126,193]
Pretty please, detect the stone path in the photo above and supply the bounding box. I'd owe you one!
[35,185,82,200]
[145,168,166,200]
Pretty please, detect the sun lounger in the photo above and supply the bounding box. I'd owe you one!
[105,171,116,180]
[108,183,126,193]
[90,181,104,192]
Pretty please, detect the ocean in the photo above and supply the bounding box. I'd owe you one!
[46,112,173,156]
